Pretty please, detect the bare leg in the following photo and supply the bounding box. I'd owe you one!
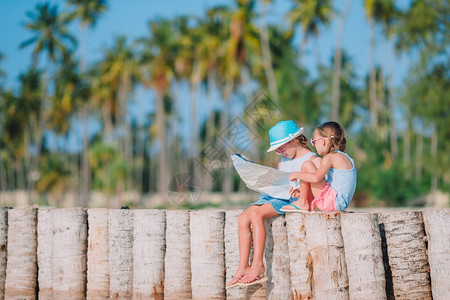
[240,203,278,283]
[283,161,319,210]
[227,205,260,286]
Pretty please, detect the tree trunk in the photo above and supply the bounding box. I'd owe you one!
[190,81,199,188]
[378,63,388,141]
[220,80,234,204]
[422,208,450,300]
[155,92,167,203]
[87,208,110,299]
[132,209,165,299]
[404,119,411,180]
[164,210,191,299]
[305,212,349,299]
[120,67,133,191]
[0,150,7,193]
[430,129,438,191]
[259,0,280,104]
[190,210,225,299]
[341,213,386,299]
[27,74,47,205]
[109,209,133,299]
[379,211,431,299]
[81,104,91,208]
[241,67,259,162]
[102,99,115,144]
[52,208,87,299]
[388,46,398,158]
[79,26,90,208]
[0,208,8,299]
[266,215,292,299]
[415,133,423,181]
[37,208,54,300]
[368,18,378,131]
[285,213,312,299]
[4,207,37,300]
[202,71,217,193]
[331,0,352,121]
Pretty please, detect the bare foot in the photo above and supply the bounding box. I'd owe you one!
[239,263,265,284]
[282,199,309,211]
[227,266,249,287]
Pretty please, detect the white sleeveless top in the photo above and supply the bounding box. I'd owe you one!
[279,152,317,172]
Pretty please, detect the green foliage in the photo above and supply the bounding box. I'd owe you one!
[36,154,72,197]
[1,0,448,207]
[90,141,128,194]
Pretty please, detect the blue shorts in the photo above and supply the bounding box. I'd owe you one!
[251,194,297,214]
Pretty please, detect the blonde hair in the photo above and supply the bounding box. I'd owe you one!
[316,121,346,155]
[293,134,312,151]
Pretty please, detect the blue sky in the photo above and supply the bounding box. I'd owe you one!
[1,0,411,88]
[0,0,412,151]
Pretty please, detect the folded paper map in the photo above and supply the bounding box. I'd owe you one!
[231,154,291,199]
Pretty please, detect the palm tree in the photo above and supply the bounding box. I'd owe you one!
[258,0,280,104]
[0,53,5,83]
[373,0,398,155]
[318,51,360,129]
[137,20,175,201]
[217,0,262,200]
[196,8,225,192]
[66,0,108,207]
[14,69,43,191]
[47,58,87,200]
[0,90,23,191]
[364,0,394,132]
[331,0,351,121]
[171,16,200,183]
[99,36,138,193]
[20,2,76,204]
[287,0,333,64]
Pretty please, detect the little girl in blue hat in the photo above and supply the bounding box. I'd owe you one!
[227,120,320,288]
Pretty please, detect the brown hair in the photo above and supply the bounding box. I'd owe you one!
[293,134,312,151]
[316,121,346,155]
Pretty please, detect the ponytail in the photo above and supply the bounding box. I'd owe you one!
[317,122,346,155]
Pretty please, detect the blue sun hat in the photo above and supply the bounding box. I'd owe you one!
[267,120,304,152]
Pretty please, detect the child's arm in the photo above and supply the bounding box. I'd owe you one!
[311,156,322,169]
[289,154,333,183]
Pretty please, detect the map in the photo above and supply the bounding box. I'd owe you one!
[231,154,291,200]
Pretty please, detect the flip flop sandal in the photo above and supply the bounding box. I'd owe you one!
[239,274,268,287]
[226,276,244,289]
[280,203,306,213]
